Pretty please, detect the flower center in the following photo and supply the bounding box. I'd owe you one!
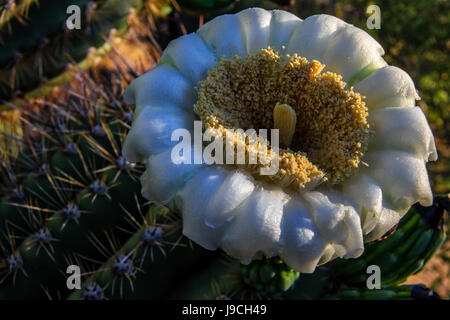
[194,47,369,190]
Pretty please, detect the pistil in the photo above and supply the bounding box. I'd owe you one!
[273,103,297,148]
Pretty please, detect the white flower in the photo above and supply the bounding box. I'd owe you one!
[122,8,437,273]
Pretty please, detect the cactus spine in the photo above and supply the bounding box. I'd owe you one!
[0,0,170,103]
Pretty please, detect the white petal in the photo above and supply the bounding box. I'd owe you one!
[268,10,302,52]
[159,33,217,84]
[220,187,288,264]
[341,174,383,235]
[236,8,272,55]
[124,65,195,117]
[369,107,438,161]
[364,206,405,242]
[204,170,255,228]
[354,66,419,110]
[178,168,228,250]
[322,25,385,81]
[302,191,364,258]
[363,150,433,210]
[122,107,194,162]
[140,147,203,204]
[318,244,338,266]
[279,199,328,273]
[286,14,347,62]
[197,14,246,59]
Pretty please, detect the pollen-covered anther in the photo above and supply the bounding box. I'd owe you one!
[194,47,369,190]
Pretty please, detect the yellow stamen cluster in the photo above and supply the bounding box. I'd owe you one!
[194,47,369,190]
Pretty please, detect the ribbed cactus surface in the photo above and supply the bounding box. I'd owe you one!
[0,0,167,102]
[330,199,447,287]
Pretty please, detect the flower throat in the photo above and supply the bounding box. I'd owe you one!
[194,47,369,190]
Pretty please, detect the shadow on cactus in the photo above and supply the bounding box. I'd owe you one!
[0,63,217,299]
